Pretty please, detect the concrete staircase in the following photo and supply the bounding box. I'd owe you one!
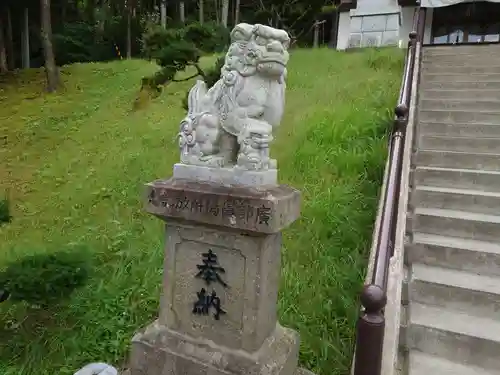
[402,44,500,375]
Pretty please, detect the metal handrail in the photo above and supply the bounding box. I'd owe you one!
[352,7,426,375]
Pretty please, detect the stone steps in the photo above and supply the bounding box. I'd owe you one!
[411,207,500,243]
[423,48,500,59]
[421,88,500,100]
[419,109,500,124]
[419,122,500,137]
[422,62,500,71]
[415,150,500,171]
[424,45,500,55]
[420,98,500,112]
[408,303,500,371]
[419,135,500,153]
[421,80,500,90]
[421,72,500,82]
[423,48,500,55]
[413,167,500,192]
[410,263,500,320]
[422,65,500,74]
[402,44,500,375]
[422,55,500,65]
[408,233,500,277]
[413,185,500,214]
[409,351,496,375]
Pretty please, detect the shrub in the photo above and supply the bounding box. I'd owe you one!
[182,22,230,53]
[0,196,11,225]
[141,22,229,61]
[53,22,96,65]
[53,16,145,65]
[0,289,9,303]
[106,15,144,58]
[143,39,202,91]
[140,21,229,106]
[141,24,182,60]
[182,23,214,52]
[0,250,91,307]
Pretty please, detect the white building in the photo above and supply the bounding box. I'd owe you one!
[335,0,500,49]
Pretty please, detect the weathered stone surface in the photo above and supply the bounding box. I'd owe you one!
[127,27,310,371]
[385,14,399,31]
[348,11,401,49]
[296,369,315,375]
[129,321,299,375]
[361,32,381,47]
[126,177,310,375]
[123,367,313,375]
[381,30,399,46]
[74,363,118,375]
[159,222,282,352]
[350,16,362,33]
[173,163,278,186]
[145,178,301,234]
[177,23,290,172]
[348,33,362,48]
[360,14,387,32]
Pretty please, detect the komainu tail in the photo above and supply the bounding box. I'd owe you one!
[187,80,208,116]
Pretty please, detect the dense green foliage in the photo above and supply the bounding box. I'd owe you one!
[2,0,341,72]
[183,22,230,53]
[0,197,11,225]
[0,250,90,306]
[53,17,144,65]
[140,22,229,100]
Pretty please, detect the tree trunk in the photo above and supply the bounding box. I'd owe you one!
[179,1,185,23]
[40,0,60,92]
[22,8,30,69]
[6,6,14,69]
[234,0,240,25]
[221,0,229,27]
[214,0,220,24]
[160,0,167,27]
[199,0,204,24]
[97,3,106,35]
[313,21,319,48]
[328,11,339,48]
[127,8,132,58]
[85,0,95,23]
[0,15,8,73]
[61,0,67,24]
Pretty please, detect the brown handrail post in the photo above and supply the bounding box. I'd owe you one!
[417,8,426,44]
[390,105,410,248]
[353,284,387,375]
[353,14,419,375]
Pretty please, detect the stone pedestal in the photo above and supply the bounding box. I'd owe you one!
[128,178,310,375]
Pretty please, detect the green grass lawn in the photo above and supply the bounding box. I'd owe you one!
[0,47,403,375]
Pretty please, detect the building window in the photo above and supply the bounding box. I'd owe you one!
[484,23,500,42]
[431,2,500,44]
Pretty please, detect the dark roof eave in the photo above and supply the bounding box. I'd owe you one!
[398,0,419,6]
[337,0,357,12]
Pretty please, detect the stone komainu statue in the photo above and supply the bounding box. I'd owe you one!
[178,23,290,171]
[73,363,118,375]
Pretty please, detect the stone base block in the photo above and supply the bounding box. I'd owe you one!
[129,321,300,375]
[173,163,278,187]
[296,369,315,375]
[122,369,313,375]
